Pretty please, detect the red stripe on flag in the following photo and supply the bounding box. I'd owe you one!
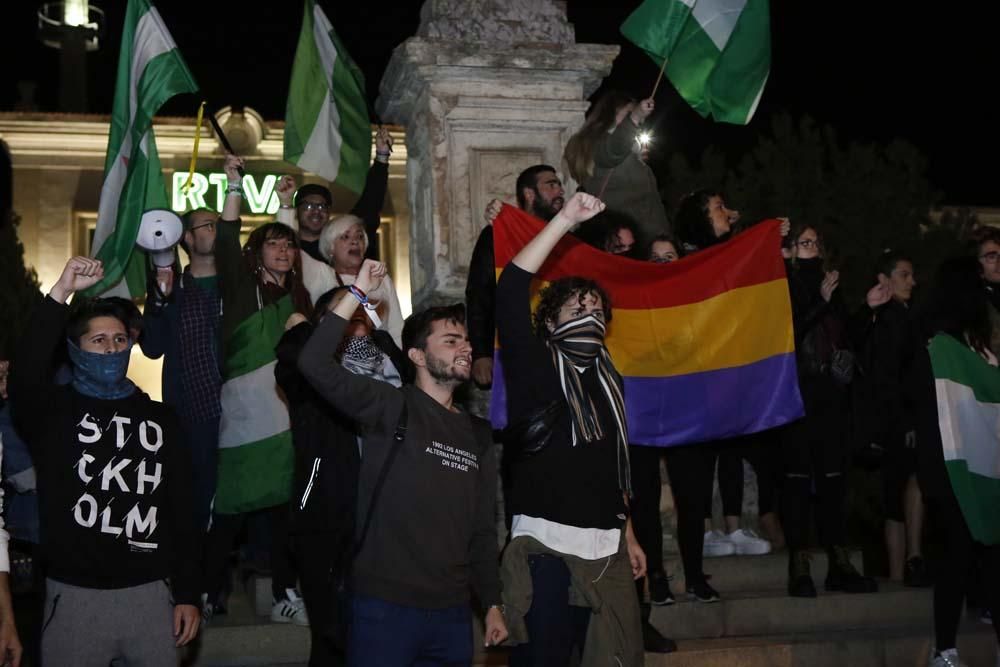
[492,205,786,310]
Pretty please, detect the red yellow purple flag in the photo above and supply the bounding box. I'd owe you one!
[489,205,803,446]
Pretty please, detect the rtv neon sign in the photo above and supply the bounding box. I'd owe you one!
[171,172,281,215]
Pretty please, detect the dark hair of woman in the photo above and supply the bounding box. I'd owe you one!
[674,188,723,251]
[310,286,351,325]
[563,90,637,183]
[923,256,992,356]
[243,222,312,315]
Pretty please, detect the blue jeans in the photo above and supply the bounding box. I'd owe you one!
[347,594,473,667]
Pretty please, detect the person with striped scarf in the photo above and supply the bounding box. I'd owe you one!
[497,192,669,667]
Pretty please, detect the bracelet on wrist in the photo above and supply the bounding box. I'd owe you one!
[350,284,367,299]
[279,203,293,209]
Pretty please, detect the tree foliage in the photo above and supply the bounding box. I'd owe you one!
[0,141,42,360]
[662,113,952,304]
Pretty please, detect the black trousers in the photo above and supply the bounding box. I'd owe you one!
[295,530,350,667]
[629,444,666,577]
[663,443,715,584]
[704,432,780,520]
[508,554,591,667]
[204,503,296,602]
[930,489,1000,651]
[780,377,848,553]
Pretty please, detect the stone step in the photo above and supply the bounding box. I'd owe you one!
[186,622,310,666]
[649,583,932,641]
[645,622,997,667]
[189,583,507,667]
[658,548,863,597]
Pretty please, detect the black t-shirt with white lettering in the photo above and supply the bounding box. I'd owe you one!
[11,297,200,605]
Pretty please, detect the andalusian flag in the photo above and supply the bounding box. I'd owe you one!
[283,0,370,193]
[86,0,198,297]
[930,334,1000,545]
[621,0,770,125]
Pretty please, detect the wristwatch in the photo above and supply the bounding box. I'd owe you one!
[488,603,505,616]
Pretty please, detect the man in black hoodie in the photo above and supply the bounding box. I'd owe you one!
[11,257,200,667]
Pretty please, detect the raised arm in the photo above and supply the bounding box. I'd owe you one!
[216,154,250,304]
[12,258,104,440]
[298,260,401,428]
[511,192,605,274]
[352,127,392,259]
[274,175,298,230]
[592,97,653,169]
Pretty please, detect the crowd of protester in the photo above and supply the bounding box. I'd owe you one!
[0,89,997,667]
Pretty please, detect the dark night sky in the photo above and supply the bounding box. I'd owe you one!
[1,1,997,205]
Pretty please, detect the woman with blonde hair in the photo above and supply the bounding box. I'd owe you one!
[563,90,669,249]
[277,177,404,347]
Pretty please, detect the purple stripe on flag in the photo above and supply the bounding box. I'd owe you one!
[490,352,804,447]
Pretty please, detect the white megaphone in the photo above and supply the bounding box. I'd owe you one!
[135,209,184,268]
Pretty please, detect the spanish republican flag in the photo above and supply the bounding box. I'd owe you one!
[489,206,803,447]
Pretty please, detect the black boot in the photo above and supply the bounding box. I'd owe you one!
[825,545,878,593]
[642,611,678,653]
[787,550,816,598]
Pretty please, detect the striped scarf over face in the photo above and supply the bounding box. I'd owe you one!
[547,313,632,496]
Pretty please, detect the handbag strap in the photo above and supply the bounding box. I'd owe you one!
[353,397,408,557]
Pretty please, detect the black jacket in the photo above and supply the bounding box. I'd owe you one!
[274,322,405,543]
[465,225,496,363]
[850,299,921,444]
[786,259,850,379]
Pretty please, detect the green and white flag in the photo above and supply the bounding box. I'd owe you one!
[86,0,198,298]
[621,0,770,125]
[930,334,1000,545]
[284,0,370,194]
[215,296,296,515]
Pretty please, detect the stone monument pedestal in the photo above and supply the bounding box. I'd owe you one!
[376,0,618,309]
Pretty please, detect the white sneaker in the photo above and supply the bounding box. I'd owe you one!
[728,528,772,556]
[271,588,310,626]
[929,648,968,667]
[703,530,736,557]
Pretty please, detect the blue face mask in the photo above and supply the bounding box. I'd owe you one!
[66,340,137,400]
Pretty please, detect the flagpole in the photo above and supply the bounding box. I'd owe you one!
[650,55,669,98]
[207,111,246,177]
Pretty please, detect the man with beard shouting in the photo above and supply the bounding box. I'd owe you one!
[297,259,508,666]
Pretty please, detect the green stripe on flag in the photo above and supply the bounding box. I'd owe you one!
[224,296,294,380]
[284,1,326,171]
[944,461,1000,545]
[327,27,370,194]
[215,431,294,514]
